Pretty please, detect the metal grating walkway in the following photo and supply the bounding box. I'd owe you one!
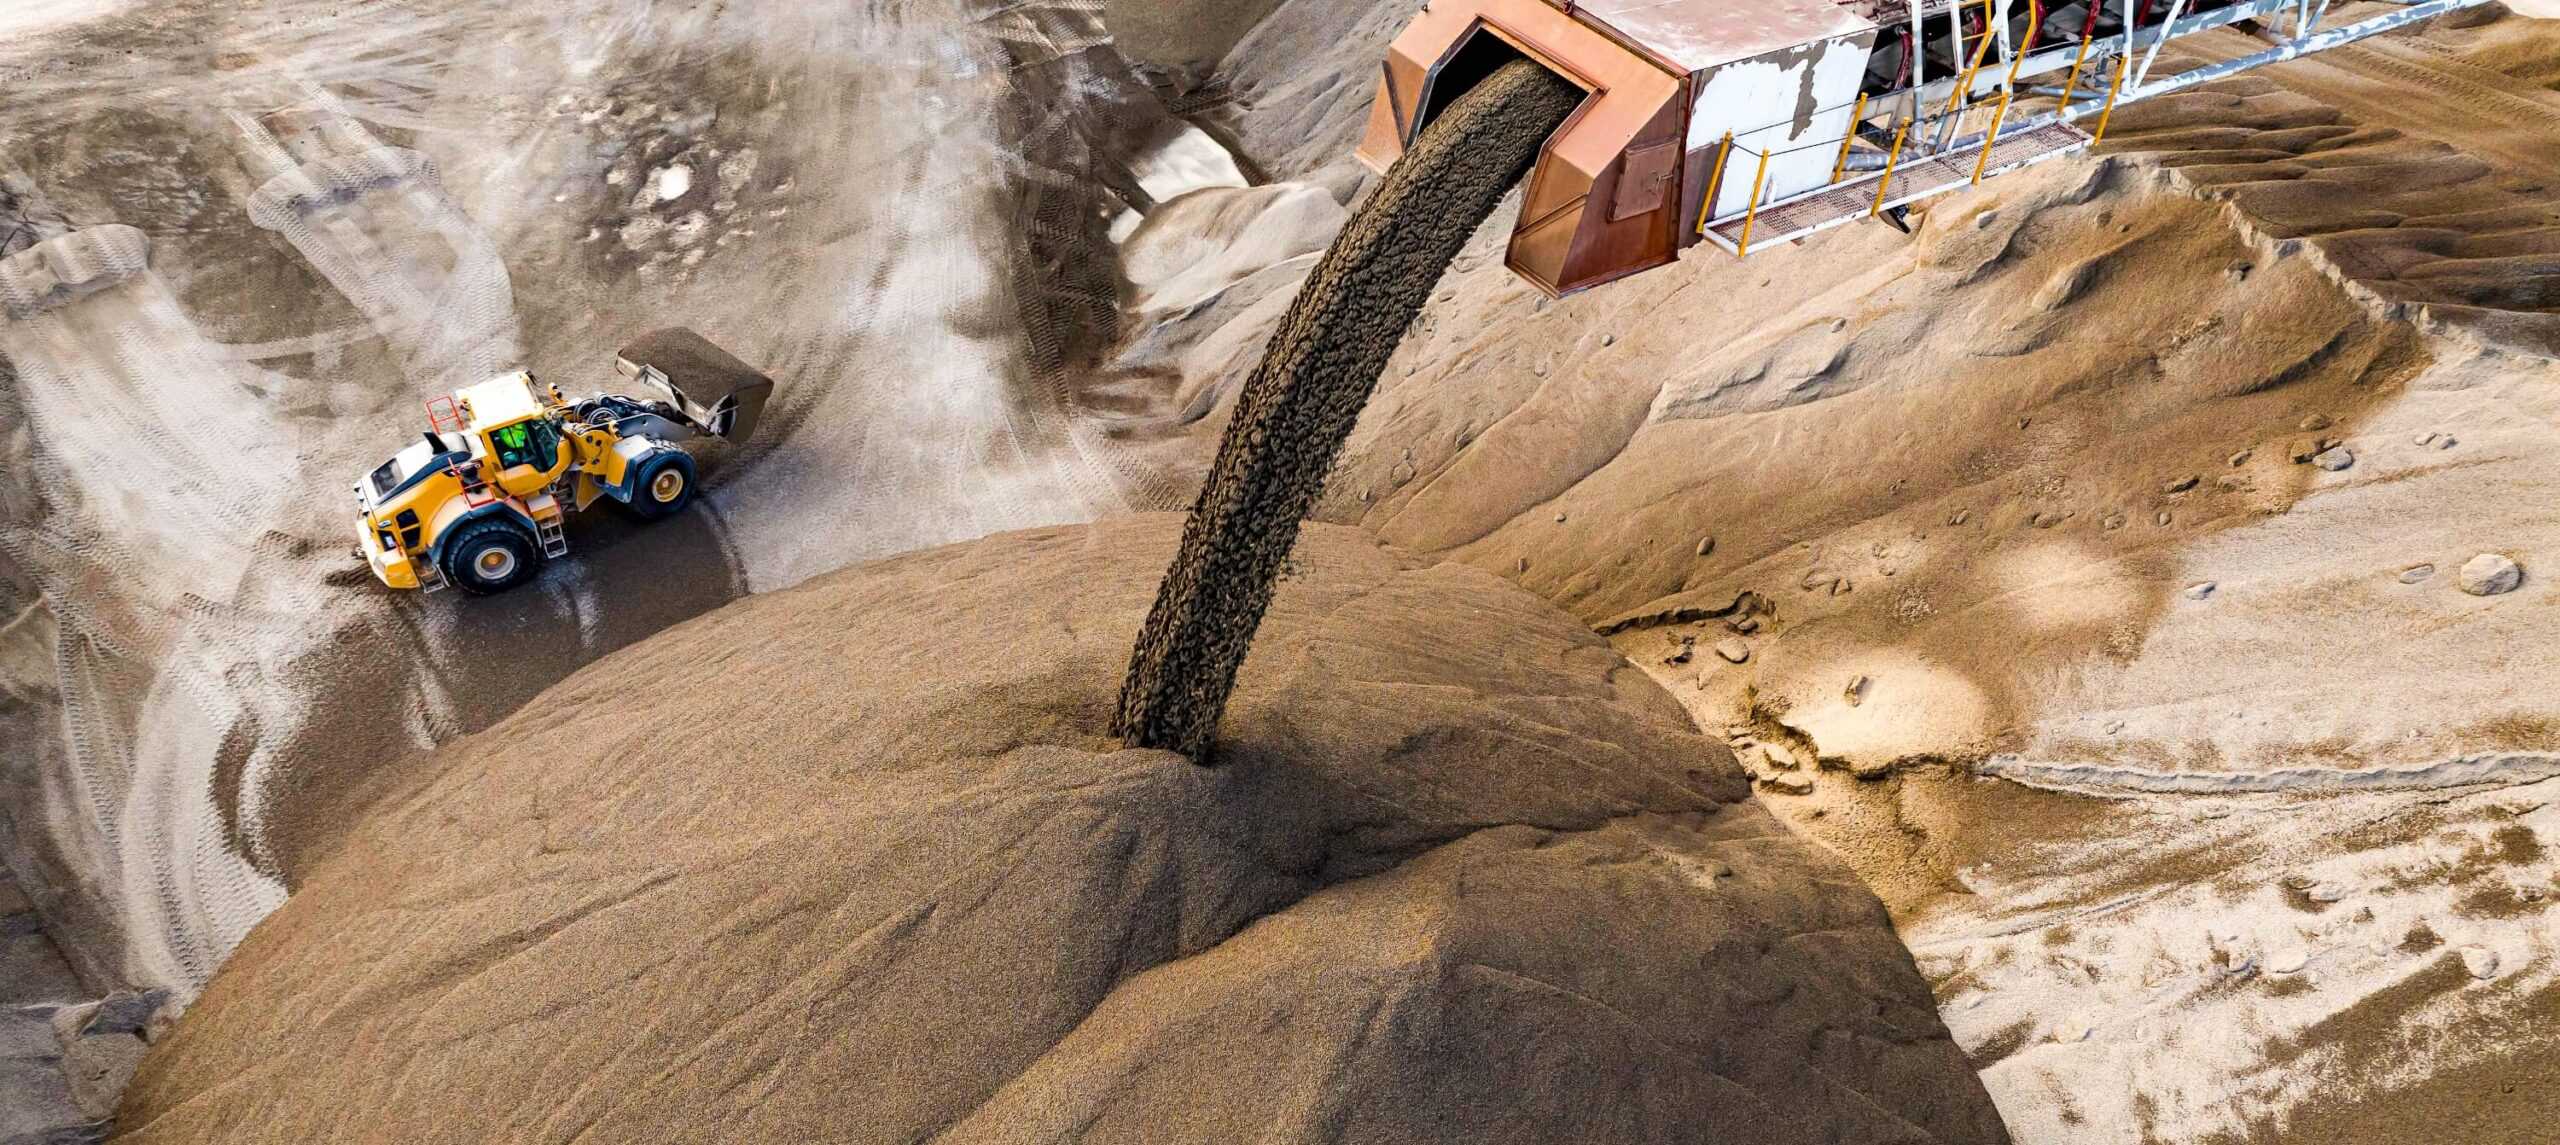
[1703,120,2093,254]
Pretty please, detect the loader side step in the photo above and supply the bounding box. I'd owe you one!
[526,492,569,558]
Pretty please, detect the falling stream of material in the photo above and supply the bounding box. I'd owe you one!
[1115,60,1586,759]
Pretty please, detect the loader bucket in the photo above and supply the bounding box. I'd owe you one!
[613,327,774,442]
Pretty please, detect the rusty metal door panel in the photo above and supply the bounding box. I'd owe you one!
[1550,91,1689,293]
[1610,138,1679,220]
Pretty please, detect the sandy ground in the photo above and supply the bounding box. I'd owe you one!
[1094,1,2560,1140]
[0,0,1203,998]
[1101,0,1286,67]
[0,1,131,39]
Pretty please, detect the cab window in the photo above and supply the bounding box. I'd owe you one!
[490,419,560,472]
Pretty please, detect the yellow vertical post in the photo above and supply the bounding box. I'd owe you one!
[1971,90,2014,185]
[2001,0,2045,91]
[2060,35,2095,106]
[1695,131,1735,235]
[1944,0,2000,116]
[1829,93,1869,184]
[2092,55,2132,145]
[1736,147,1773,257]
[1870,118,1911,218]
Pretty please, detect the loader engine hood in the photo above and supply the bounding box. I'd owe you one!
[363,432,468,507]
[613,327,774,443]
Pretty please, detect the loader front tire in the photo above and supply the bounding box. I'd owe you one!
[624,450,697,522]
[440,517,544,596]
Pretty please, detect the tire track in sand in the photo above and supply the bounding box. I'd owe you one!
[2182,22,2560,182]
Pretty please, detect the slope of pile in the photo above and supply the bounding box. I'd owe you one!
[113,515,2008,1145]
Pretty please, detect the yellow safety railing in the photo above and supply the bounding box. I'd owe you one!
[1829,93,1868,184]
[1694,131,1735,236]
[1870,118,1912,218]
[2000,0,2045,91]
[1736,146,1773,256]
[2093,55,2132,144]
[2060,34,2096,104]
[1684,9,2140,250]
[1944,0,2000,117]
[1971,90,2014,184]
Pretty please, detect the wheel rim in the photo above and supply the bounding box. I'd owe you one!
[474,546,519,580]
[650,468,687,503]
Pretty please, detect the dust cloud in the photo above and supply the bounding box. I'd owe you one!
[0,0,1168,995]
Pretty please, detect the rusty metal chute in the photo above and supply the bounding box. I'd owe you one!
[1361,0,2504,292]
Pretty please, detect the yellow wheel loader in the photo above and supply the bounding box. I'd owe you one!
[351,328,772,595]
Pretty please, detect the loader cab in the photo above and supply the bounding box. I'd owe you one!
[486,418,564,492]
[456,374,571,499]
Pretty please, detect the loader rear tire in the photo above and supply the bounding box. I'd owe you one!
[624,451,697,523]
[440,517,544,596]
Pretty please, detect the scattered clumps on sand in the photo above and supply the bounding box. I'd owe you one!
[560,84,782,281]
[2459,945,2502,980]
[119,516,2007,1145]
[1763,773,1817,796]
[650,162,694,204]
[2459,553,2524,597]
